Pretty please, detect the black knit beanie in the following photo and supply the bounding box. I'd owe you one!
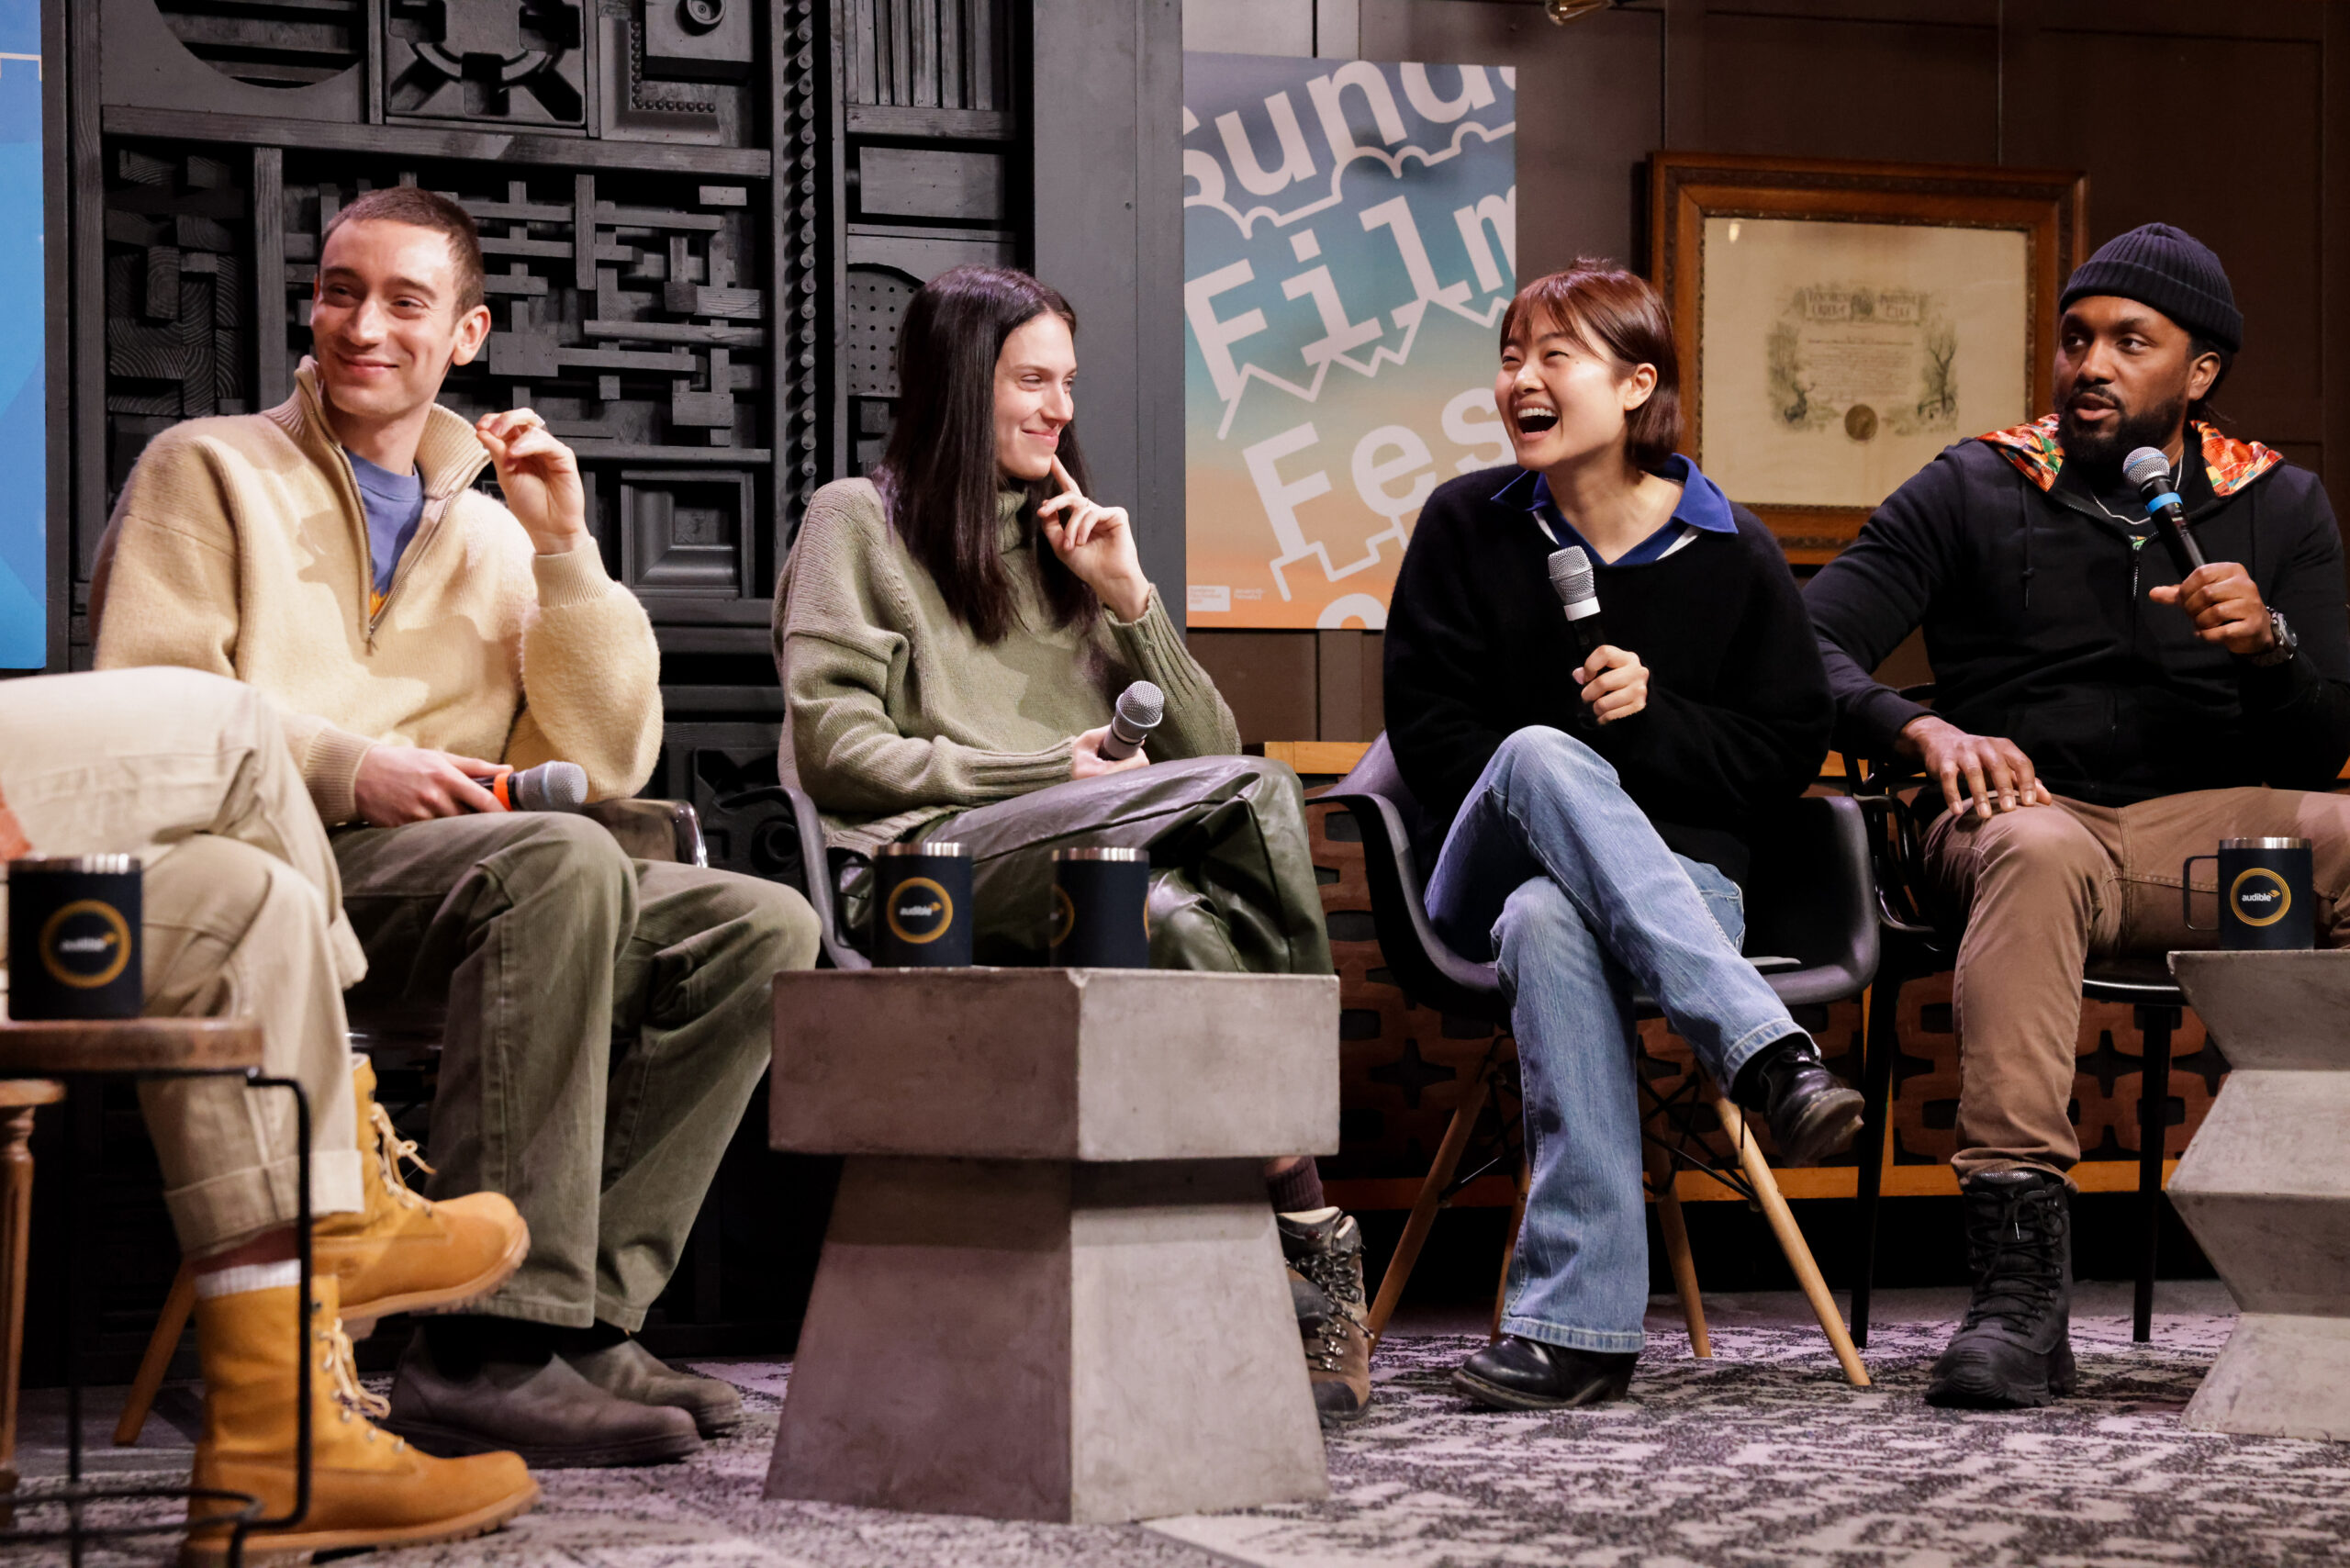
[2059,222,2242,353]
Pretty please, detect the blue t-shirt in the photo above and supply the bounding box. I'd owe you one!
[347,450,425,601]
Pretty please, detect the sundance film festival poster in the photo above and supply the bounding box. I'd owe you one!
[1182,53,1515,631]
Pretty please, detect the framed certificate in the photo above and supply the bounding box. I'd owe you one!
[1651,153,2086,562]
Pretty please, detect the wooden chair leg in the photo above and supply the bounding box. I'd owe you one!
[1714,1096,1871,1389]
[1367,1043,1495,1349]
[115,1259,196,1447]
[1,1083,65,1526]
[1488,1157,1529,1343]
[1645,1139,1710,1358]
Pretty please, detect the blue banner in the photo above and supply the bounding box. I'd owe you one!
[0,0,39,668]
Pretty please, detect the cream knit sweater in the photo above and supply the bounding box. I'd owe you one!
[90,362,662,823]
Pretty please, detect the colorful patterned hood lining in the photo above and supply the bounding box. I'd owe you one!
[1977,413,2281,498]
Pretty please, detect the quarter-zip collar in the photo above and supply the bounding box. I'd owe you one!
[269,360,495,644]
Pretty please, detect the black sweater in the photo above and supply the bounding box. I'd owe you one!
[1804,433,2350,803]
[1383,466,1835,884]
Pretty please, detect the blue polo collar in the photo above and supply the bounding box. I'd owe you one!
[1492,454,1736,566]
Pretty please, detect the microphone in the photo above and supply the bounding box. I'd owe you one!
[1098,680,1164,761]
[1548,545,1607,662]
[2126,444,2207,579]
[472,761,588,812]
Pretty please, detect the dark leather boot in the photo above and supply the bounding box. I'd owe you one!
[385,1329,702,1468]
[565,1338,744,1438]
[1453,1336,1636,1411]
[1927,1169,2076,1409]
[1732,1033,1864,1166]
[1278,1208,1371,1426]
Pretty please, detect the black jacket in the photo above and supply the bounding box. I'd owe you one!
[1383,465,1834,884]
[1805,420,2350,803]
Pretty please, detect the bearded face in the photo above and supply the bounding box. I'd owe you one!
[2050,297,2218,488]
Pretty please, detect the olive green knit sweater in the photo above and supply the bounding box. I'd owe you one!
[774,477,1241,854]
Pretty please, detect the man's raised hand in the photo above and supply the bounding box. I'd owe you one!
[2148,561,2278,659]
[475,408,588,555]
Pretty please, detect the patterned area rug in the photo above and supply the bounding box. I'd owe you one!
[16,1316,2350,1568]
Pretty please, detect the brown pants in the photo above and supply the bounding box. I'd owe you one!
[1923,787,2350,1179]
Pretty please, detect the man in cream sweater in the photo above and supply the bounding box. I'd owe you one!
[92,186,819,1467]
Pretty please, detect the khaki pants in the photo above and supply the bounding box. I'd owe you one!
[0,668,363,1254]
[1922,787,2350,1179]
[331,812,819,1330]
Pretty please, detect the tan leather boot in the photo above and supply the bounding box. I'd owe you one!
[185,1273,538,1562]
[317,1057,528,1332]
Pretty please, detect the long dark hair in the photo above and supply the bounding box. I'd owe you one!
[876,266,1100,644]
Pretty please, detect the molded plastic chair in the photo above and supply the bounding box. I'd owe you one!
[1321,733,1876,1386]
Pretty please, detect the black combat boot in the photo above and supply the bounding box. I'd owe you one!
[1278,1208,1371,1426]
[1926,1169,2077,1409]
[1730,1033,1865,1166]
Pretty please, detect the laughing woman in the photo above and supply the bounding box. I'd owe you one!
[1383,262,1863,1411]
[774,264,1369,1424]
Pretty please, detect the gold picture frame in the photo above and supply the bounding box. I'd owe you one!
[1651,152,2087,563]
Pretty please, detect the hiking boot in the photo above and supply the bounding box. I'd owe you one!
[183,1273,538,1563]
[1926,1169,2077,1409]
[565,1335,744,1438]
[1278,1207,1371,1427]
[1288,1267,1334,1332]
[317,1057,529,1335]
[384,1326,702,1469]
[1732,1033,1865,1166]
[1453,1335,1636,1411]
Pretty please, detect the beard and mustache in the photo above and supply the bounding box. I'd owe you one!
[2057,380,2189,490]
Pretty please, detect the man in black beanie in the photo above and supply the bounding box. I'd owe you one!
[1806,223,2350,1408]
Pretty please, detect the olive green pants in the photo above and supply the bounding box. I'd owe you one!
[917,756,1334,976]
[332,813,819,1329]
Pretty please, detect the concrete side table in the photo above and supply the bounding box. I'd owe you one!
[764,968,1339,1523]
[2168,950,2350,1441]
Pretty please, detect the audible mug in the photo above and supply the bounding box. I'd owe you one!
[872,842,972,967]
[7,854,143,1019]
[2183,836,2315,951]
[1049,846,1151,969]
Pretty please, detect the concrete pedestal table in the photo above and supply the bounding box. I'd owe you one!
[765,968,1338,1522]
[2168,949,2350,1440]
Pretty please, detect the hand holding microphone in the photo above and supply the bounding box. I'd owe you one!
[1072,681,1161,779]
[1548,546,1648,725]
[2132,444,2287,660]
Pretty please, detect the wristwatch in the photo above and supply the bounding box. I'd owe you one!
[2248,608,2299,667]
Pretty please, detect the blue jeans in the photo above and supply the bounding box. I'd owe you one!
[1425,727,1807,1353]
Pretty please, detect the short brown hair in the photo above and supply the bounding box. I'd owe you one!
[321,186,486,316]
[1500,262,1683,471]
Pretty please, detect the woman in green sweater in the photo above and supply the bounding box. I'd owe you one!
[773,264,1364,1423]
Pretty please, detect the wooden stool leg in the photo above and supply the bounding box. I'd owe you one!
[115,1260,196,1447]
[0,1099,47,1524]
[1488,1158,1530,1343]
[1367,1045,1494,1349]
[1645,1140,1710,1358]
[1714,1097,1871,1389]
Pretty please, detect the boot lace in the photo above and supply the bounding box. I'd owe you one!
[368,1099,434,1213]
[1959,1183,2065,1333]
[318,1312,397,1434]
[1290,1233,1367,1372]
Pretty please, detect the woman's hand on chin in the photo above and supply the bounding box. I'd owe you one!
[1039,458,1152,621]
[1070,724,1150,779]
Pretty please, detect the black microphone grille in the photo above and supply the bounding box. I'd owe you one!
[1115,680,1164,730]
[1548,545,1595,606]
[2123,446,2175,492]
